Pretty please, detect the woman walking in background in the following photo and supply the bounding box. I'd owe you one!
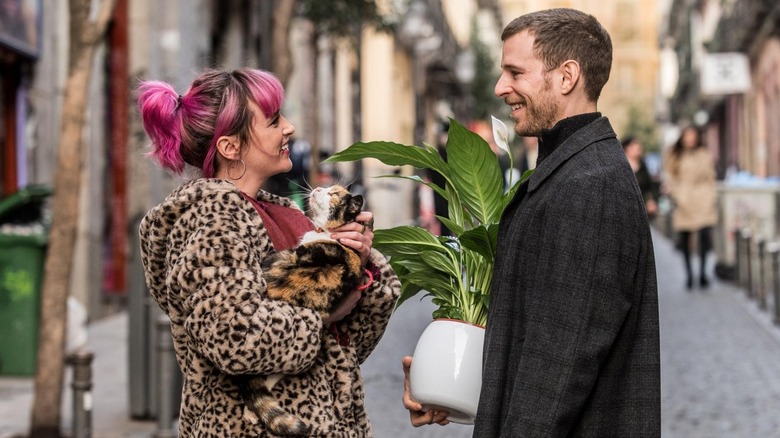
[622,135,659,219]
[664,126,718,289]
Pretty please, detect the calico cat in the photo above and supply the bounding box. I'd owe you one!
[240,185,367,436]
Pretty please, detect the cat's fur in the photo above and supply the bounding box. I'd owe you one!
[239,185,366,436]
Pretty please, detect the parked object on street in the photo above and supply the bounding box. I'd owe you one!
[0,185,52,376]
[68,347,94,438]
[713,178,780,281]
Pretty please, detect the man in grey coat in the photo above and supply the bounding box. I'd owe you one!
[404,8,660,437]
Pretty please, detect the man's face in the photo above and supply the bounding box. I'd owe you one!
[495,30,560,137]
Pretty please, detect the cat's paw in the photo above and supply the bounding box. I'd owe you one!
[243,406,260,425]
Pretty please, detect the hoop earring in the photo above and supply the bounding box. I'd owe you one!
[227,159,246,180]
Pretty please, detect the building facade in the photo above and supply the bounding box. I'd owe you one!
[1,0,501,323]
[499,0,662,145]
[663,0,780,179]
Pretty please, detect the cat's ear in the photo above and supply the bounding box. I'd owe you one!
[349,195,363,215]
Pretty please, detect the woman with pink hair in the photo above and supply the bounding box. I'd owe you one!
[136,68,399,436]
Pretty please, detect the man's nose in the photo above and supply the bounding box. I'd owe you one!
[495,74,509,98]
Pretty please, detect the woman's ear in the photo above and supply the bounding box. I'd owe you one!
[559,60,581,96]
[215,135,241,161]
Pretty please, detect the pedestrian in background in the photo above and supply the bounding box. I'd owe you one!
[136,67,399,436]
[663,125,717,289]
[427,120,452,235]
[622,135,659,219]
[403,8,660,437]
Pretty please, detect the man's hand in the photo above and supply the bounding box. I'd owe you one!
[402,356,450,427]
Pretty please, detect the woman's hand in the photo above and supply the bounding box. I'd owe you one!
[402,356,450,427]
[329,211,374,266]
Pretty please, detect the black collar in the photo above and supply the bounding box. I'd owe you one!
[537,112,601,164]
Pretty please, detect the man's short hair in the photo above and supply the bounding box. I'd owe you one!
[502,8,612,102]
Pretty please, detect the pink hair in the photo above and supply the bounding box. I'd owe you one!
[136,81,185,174]
[136,69,285,176]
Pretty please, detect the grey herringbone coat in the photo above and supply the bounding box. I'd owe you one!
[474,117,660,437]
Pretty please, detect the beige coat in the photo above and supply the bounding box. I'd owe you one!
[664,147,718,231]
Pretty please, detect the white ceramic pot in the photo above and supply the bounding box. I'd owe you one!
[409,319,485,424]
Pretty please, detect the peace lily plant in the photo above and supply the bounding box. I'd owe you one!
[325,117,531,327]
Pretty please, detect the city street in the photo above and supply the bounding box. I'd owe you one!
[3,228,780,437]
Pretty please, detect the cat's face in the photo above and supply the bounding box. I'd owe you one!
[307,185,363,230]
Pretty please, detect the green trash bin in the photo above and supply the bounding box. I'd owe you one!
[0,185,52,376]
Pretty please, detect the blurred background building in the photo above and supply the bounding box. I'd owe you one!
[12,0,772,327]
[658,0,780,278]
[661,0,780,180]
[5,0,780,432]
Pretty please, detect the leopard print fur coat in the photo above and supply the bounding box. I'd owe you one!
[139,179,400,437]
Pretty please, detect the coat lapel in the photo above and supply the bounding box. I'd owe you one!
[527,117,617,193]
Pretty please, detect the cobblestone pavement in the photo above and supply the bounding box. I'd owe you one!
[3,228,780,437]
[655,228,780,437]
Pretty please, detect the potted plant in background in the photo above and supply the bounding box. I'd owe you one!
[325,117,530,424]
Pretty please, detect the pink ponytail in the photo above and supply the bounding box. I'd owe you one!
[136,81,185,174]
[137,68,286,177]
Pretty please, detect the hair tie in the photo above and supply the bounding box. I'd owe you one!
[175,94,182,110]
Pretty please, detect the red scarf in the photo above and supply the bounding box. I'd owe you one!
[241,193,314,251]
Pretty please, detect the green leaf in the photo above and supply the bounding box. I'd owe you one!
[394,258,436,274]
[459,225,498,263]
[419,250,460,278]
[520,168,535,183]
[403,272,459,300]
[394,280,424,310]
[433,306,464,321]
[324,141,449,182]
[373,226,448,258]
[437,216,465,236]
[502,169,534,211]
[445,119,504,224]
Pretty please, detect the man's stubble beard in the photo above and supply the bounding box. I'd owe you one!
[514,75,559,137]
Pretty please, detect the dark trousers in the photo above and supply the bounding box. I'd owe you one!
[678,227,712,283]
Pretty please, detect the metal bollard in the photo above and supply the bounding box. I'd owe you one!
[735,228,743,288]
[742,229,753,299]
[771,243,780,326]
[69,348,94,438]
[153,315,177,438]
[758,239,767,309]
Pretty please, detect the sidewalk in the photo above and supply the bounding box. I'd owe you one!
[0,312,156,438]
[654,228,780,437]
[2,229,780,437]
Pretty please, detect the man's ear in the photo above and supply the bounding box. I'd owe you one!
[215,135,241,161]
[558,60,581,96]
